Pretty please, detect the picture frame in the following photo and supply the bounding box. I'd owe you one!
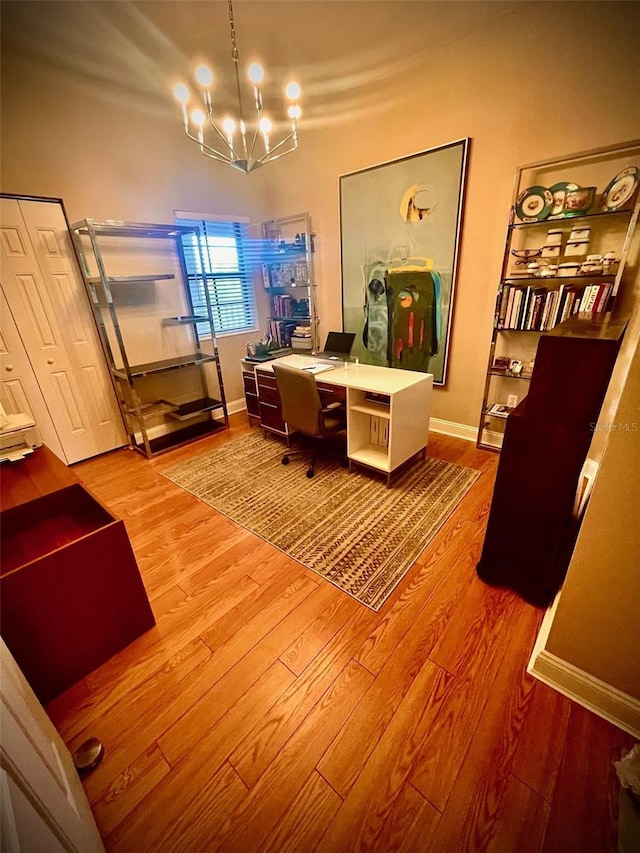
[340,138,469,385]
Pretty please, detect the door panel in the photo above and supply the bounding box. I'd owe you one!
[15,272,59,348]
[1,641,105,852]
[1,198,124,462]
[18,200,124,452]
[0,288,65,461]
[1,252,97,462]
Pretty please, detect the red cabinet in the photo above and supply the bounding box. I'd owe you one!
[1,447,155,703]
[476,312,626,607]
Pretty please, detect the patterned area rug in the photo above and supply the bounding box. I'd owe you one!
[161,432,481,611]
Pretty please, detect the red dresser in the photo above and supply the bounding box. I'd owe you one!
[1,447,155,703]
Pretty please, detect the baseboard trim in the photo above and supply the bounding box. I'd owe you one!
[429,418,477,442]
[227,398,247,416]
[528,648,640,737]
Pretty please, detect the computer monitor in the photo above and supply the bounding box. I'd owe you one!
[318,331,356,357]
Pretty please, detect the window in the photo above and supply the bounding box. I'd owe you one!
[176,215,257,335]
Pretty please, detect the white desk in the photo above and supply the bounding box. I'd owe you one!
[255,355,433,483]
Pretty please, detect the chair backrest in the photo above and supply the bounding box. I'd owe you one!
[273,364,323,436]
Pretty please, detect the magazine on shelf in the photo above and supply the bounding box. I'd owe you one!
[487,402,515,418]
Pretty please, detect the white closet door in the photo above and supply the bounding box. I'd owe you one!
[0,287,66,462]
[0,199,112,463]
[1,199,124,463]
[18,200,124,453]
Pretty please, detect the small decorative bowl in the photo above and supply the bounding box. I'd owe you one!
[511,248,542,260]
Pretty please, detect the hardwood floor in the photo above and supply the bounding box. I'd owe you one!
[45,415,632,851]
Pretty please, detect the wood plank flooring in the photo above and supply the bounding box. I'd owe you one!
[45,415,632,851]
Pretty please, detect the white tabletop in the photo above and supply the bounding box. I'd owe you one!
[256,354,433,394]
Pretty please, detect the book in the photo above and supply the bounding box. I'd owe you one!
[505,288,516,329]
[578,285,595,312]
[487,402,515,418]
[379,419,389,447]
[291,338,313,350]
[519,287,532,330]
[584,284,599,312]
[542,291,559,331]
[370,415,379,445]
[498,287,511,329]
[549,284,566,329]
[300,363,334,374]
[594,283,612,313]
[530,288,547,331]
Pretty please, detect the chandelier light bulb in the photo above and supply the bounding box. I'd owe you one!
[285,81,301,101]
[247,63,264,84]
[194,64,213,88]
[171,0,301,172]
[173,83,190,104]
[191,108,205,126]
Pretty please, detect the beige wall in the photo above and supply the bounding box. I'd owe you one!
[2,1,640,416]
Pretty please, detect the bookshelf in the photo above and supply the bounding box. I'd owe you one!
[262,213,317,352]
[71,219,229,457]
[478,140,640,451]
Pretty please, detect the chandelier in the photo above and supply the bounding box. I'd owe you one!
[172,0,302,174]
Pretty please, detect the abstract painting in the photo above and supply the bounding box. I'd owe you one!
[340,138,469,385]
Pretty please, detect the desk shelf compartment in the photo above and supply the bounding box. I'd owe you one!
[71,218,229,457]
[347,390,391,474]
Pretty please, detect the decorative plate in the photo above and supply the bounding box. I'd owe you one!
[515,186,553,222]
[600,166,640,211]
[548,182,579,218]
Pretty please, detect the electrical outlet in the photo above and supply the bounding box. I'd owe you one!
[507,394,519,408]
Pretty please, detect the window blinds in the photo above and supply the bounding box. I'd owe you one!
[176,217,256,334]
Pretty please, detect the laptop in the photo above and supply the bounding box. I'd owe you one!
[314,331,356,360]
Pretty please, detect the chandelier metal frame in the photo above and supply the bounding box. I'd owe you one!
[173,0,301,174]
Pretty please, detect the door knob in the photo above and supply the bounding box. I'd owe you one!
[5,365,14,372]
[47,358,54,364]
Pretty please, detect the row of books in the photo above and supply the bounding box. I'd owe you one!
[269,295,310,318]
[495,282,613,332]
[267,319,298,349]
[370,416,389,448]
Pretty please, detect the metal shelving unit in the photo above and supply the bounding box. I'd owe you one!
[477,139,640,452]
[262,212,318,352]
[71,219,228,457]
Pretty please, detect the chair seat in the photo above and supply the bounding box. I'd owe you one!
[323,412,346,433]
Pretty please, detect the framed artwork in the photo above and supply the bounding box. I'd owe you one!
[340,138,469,385]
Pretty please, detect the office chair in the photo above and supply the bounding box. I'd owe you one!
[273,363,347,478]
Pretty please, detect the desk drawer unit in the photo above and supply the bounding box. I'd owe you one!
[256,380,281,405]
[317,382,346,405]
[256,372,287,434]
[259,399,288,434]
[242,373,260,419]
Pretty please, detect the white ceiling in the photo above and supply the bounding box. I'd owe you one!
[2,1,517,126]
